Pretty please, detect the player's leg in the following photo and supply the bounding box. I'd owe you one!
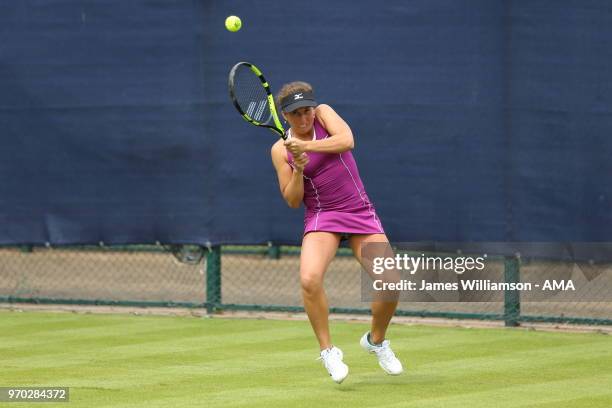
[300,231,348,383]
[300,231,341,350]
[349,233,398,341]
[349,233,404,375]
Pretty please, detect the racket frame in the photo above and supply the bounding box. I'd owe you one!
[228,62,286,139]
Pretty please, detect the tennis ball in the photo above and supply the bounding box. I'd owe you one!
[225,15,242,32]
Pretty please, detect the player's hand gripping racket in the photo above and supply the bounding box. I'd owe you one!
[228,61,287,139]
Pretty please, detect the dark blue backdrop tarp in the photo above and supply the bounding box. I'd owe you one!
[1,1,611,250]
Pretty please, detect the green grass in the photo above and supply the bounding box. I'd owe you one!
[0,310,611,407]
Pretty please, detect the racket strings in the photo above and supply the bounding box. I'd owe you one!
[232,66,272,123]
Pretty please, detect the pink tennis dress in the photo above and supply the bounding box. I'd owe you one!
[287,119,385,236]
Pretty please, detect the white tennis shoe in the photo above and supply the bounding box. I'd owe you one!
[319,346,349,383]
[360,332,404,375]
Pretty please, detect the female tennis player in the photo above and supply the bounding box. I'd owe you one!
[270,81,403,383]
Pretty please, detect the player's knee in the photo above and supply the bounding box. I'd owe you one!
[300,274,323,296]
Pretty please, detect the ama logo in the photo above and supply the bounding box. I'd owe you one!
[542,280,575,291]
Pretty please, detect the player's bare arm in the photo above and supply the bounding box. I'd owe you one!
[283,105,354,156]
[271,140,307,208]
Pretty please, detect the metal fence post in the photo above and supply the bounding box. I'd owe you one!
[206,245,222,313]
[267,242,280,259]
[504,255,520,327]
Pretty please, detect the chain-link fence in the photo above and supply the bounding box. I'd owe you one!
[1,244,610,325]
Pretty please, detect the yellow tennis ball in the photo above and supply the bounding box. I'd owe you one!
[225,15,242,32]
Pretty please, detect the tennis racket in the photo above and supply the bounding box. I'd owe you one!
[228,61,286,139]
